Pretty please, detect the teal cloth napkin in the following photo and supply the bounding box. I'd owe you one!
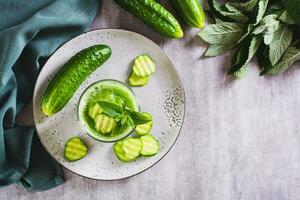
[0,0,100,191]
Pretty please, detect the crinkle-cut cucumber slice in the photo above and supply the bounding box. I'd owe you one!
[132,54,156,77]
[64,137,88,162]
[94,114,116,134]
[121,138,142,160]
[140,134,159,156]
[135,113,152,135]
[128,71,149,86]
[113,141,132,162]
[135,121,153,135]
[88,103,103,119]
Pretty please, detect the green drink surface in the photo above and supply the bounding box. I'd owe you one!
[78,80,138,142]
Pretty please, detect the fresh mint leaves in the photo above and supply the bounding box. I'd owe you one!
[284,0,300,25]
[97,100,152,126]
[228,36,262,76]
[127,111,152,125]
[279,11,295,25]
[254,0,269,25]
[266,47,300,74]
[227,0,259,12]
[252,14,280,35]
[200,0,300,77]
[111,116,134,137]
[198,22,245,44]
[97,101,123,118]
[268,24,293,66]
[204,43,235,57]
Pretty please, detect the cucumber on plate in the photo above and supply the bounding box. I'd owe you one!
[113,141,132,162]
[128,54,156,87]
[135,113,153,135]
[42,45,112,116]
[133,54,156,77]
[140,134,159,156]
[64,137,88,162]
[128,71,149,86]
[113,134,160,162]
[122,138,143,160]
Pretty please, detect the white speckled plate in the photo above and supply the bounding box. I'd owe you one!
[33,29,185,180]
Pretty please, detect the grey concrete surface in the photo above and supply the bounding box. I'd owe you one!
[1,1,300,199]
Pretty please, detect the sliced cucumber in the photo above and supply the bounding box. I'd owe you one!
[132,54,156,77]
[94,114,116,134]
[113,141,132,162]
[88,103,103,119]
[135,113,152,135]
[140,134,159,156]
[122,138,142,160]
[128,71,149,86]
[135,121,153,135]
[64,137,88,162]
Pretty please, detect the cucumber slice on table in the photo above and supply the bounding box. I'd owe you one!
[128,71,149,86]
[88,103,103,119]
[94,114,116,134]
[122,138,143,160]
[64,137,88,162]
[135,113,152,135]
[140,134,160,156]
[132,54,156,77]
[113,141,132,162]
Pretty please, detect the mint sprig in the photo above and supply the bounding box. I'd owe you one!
[97,101,152,125]
[199,0,300,76]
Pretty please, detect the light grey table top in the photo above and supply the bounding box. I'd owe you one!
[1,1,300,200]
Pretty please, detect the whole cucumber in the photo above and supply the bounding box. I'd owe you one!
[42,45,112,116]
[170,0,205,28]
[115,0,183,38]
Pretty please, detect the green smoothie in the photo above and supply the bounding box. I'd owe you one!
[78,80,139,142]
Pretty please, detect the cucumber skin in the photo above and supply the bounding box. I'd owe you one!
[42,45,112,116]
[115,0,183,38]
[170,0,205,28]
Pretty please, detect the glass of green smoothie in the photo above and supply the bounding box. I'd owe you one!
[78,80,139,142]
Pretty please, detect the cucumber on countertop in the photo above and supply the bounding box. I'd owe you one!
[115,0,183,38]
[42,44,112,116]
[170,0,206,28]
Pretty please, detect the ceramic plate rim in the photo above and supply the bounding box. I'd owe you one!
[33,28,186,181]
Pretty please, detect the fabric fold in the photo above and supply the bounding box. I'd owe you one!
[0,0,101,191]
